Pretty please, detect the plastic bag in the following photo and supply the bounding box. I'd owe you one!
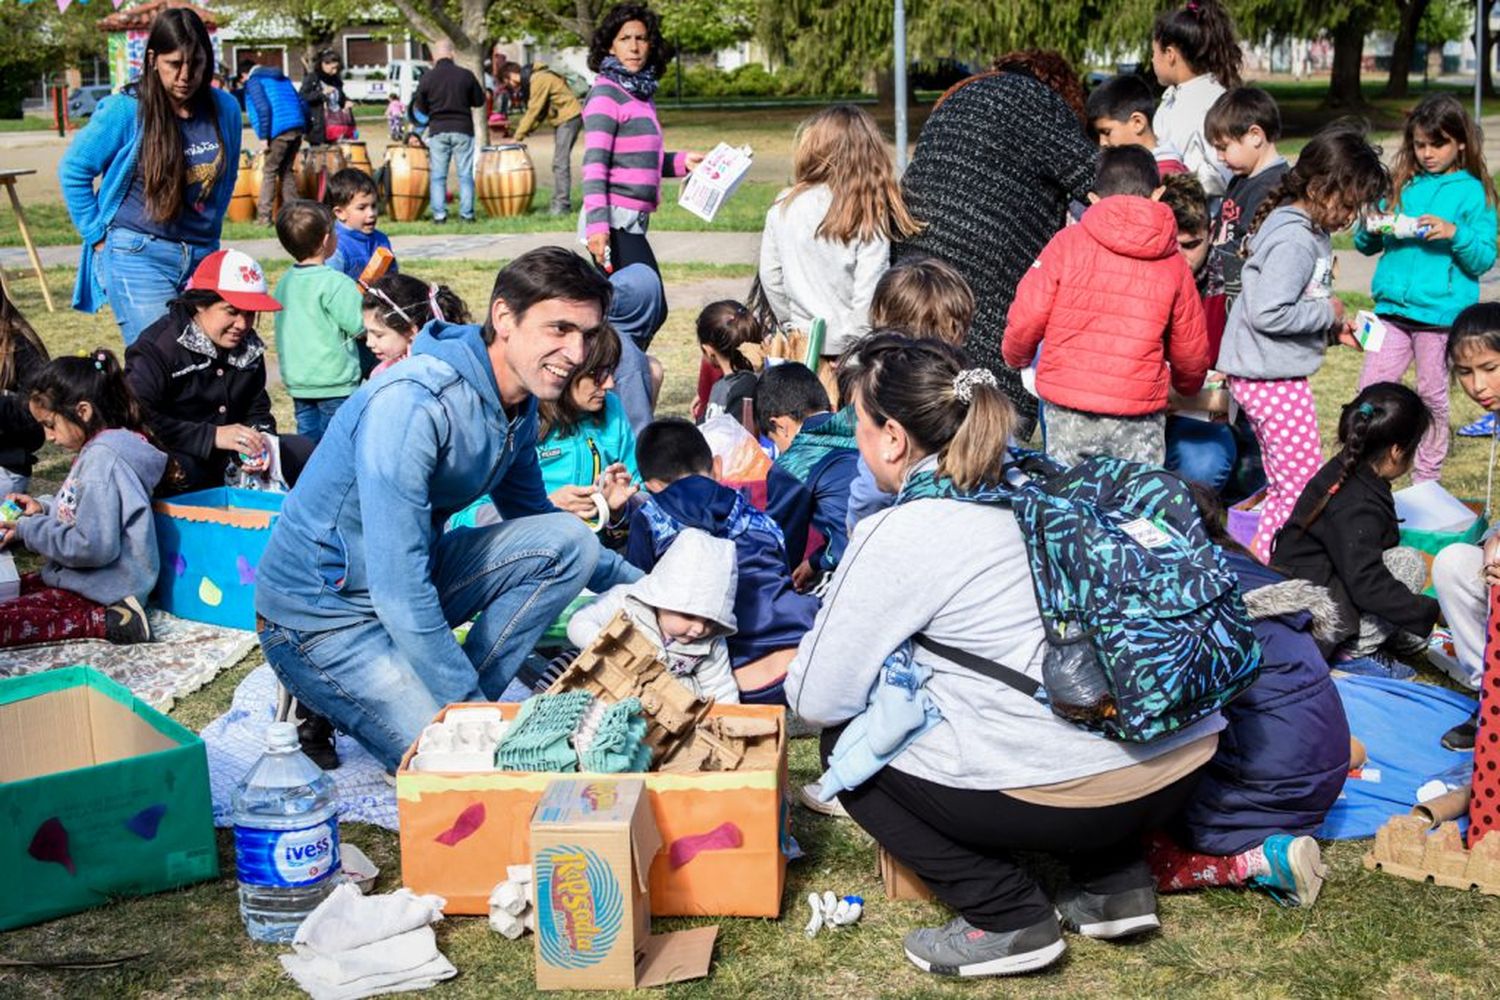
[1040,640,1115,723]
[699,413,772,484]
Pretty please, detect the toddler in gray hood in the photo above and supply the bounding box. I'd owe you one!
[567,527,740,702]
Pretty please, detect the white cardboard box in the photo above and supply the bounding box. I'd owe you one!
[0,552,17,602]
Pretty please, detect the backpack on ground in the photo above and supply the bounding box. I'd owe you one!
[906,454,1261,742]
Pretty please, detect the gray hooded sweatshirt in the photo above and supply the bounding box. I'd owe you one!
[1215,204,1337,380]
[567,527,740,703]
[17,428,167,606]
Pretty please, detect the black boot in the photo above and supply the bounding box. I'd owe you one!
[296,710,341,770]
[1441,711,1479,752]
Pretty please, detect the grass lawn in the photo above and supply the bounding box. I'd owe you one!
[4,261,1500,997]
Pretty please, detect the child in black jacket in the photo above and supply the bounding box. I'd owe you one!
[0,288,48,495]
[1272,382,1439,669]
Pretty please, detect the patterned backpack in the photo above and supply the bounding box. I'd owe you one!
[903,454,1261,742]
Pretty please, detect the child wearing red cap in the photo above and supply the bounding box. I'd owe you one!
[271,200,365,442]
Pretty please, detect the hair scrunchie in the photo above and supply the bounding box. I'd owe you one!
[952,368,998,404]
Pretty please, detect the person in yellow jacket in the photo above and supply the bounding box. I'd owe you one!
[504,62,584,215]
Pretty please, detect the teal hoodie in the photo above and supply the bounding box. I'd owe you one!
[536,392,638,495]
[1355,170,1498,327]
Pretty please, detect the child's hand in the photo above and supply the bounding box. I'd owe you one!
[1417,215,1457,241]
[4,493,41,516]
[1330,296,1347,328]
[0,523,16,549]
[551,485,601,519]
[1335,325,1362,351]
[597,464,637,512]
[1483,535,1500,587]
[792,559,821,592]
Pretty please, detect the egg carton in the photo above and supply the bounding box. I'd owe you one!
[1362,815,1500,896]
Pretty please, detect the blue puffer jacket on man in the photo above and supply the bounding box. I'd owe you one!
[1177,551,1351,855]
[245,66,307,140]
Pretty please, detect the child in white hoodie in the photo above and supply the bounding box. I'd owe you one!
[567,527,740,703]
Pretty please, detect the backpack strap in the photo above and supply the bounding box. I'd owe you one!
[913,635,1041,699]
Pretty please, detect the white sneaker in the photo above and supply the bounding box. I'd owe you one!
[798,782,850,818]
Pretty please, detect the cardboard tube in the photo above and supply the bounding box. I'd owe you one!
[1412,786,1472,829]
[1349,736,1367,771]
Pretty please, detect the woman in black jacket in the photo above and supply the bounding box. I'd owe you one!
[300,49,351,144]
[0,286,48,495]
[124,254,312,494]
[893,50,1097,439]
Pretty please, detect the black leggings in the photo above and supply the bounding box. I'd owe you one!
[607,228,659,275]
[821,727,1202,932]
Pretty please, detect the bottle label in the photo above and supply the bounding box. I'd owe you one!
[234,820,341,888]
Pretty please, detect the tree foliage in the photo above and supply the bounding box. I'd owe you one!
[0,1,109,117]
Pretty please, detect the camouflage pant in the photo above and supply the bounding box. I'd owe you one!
[1042,403,1166,469]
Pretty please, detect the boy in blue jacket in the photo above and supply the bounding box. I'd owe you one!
[626,418,818,704]
[325,169,398,283]
[243,62,307,226]
[755,363,858,590]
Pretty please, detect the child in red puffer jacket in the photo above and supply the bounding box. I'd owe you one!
[1004,145,1210,468]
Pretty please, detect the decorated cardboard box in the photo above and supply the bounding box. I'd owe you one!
[397,702,788,918]
[531,777,715,990]
[0,666,219,930]
[152,487,284,629]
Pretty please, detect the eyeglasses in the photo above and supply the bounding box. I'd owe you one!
[584,368,615,384]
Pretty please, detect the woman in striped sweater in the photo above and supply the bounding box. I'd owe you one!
[582,4,704,276]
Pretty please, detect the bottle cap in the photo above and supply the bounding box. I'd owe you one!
[267,721,299,749]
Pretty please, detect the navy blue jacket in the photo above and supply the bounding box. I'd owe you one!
[1178,552,1351,855]
[245,67,307,141]
[625,475,818,668]
[765,411,858,574]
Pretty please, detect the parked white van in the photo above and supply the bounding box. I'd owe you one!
[343,60,429,105]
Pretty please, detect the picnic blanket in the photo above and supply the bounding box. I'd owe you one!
[1319,674,1477,840]
[0,610,257,713]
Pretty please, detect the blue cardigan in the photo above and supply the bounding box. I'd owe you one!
[58,88,244,313]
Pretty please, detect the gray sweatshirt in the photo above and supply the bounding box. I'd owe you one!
[786,466,1224,791]
[1215,204,1337,380]
[17,428,167,606]
[758,185,888,355]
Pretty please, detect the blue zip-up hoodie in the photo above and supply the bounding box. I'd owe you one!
[625,475,818,667]
[256,321,634,695]
[765,409,858,574]
[244,65,307,141]
[1354,170,1498,327]
[58,88,243,313]
[328,222,397,282]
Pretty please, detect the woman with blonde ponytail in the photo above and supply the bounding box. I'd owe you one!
[786,332,1223,979]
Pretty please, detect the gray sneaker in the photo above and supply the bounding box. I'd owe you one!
[1055,885,1160,939]
[903,915,1065,977]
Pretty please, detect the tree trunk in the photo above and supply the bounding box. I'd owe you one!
[1326,14,1371,108]
[1384,0,1430,98]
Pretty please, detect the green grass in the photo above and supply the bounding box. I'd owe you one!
[6,265,1500,997]
[0,114,60,133]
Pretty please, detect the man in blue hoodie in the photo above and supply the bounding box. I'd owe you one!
[255,247,640,770]
[243,61,307,226]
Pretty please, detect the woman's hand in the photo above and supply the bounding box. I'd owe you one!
[1482,534,1500,588]
[4,493,42,517]
[586,232,610,269]
[240,433,273,473]
[550,485,601,519]
[92,239,105,252]
[597,463,637,513]
[215,424,266,456]
[1418,214,1457,241]
[684,152,706,172]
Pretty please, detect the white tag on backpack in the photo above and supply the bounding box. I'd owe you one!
[1120,518,1172,549]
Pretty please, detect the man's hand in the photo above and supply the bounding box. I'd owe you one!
[550,484,600,519]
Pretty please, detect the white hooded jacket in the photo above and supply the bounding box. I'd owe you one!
[567,528,741,703]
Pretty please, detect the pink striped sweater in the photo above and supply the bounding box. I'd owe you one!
[582,79,688,237]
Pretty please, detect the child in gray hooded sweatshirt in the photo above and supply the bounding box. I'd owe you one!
[0,350,168,647]
[1216,124,1389,562]
[567,526,741,703]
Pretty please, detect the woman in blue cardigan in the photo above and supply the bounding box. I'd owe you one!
[58,8,242,347]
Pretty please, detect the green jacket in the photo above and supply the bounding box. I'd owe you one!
[1355,170,1498,327]
[272,264,365,398]
[511,65,583,142]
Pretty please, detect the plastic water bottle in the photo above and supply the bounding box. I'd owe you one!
[232,722,342,942]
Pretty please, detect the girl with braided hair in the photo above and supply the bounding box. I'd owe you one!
[697,299,764,423]
[1216,122,1390,562]
[1271,382,1438,673]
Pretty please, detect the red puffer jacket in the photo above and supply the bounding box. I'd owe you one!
[1002,195,1209,416]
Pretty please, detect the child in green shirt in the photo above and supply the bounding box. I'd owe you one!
[272,200,365,442]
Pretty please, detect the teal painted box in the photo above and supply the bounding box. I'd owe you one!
[153,487,284,629]
[0,666,219,930]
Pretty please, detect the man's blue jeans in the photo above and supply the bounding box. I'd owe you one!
[96,227,214,346]
[257,513,613,770]
[427,131,476,221]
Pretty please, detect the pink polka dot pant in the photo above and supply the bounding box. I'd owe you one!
[1228,375,1323,564]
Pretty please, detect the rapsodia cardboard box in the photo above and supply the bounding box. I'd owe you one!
[397,702,788,917]
[531,777,715,990]
[0,666,218,930]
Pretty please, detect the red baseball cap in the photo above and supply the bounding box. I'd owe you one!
[187,249,282,313]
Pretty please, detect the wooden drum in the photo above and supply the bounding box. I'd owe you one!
[477,144,535,217]
[385,146,430,222]
[339,140,373,177]
[297,146,348,200]
[227,150,256,223]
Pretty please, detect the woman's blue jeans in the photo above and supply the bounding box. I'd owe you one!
[97,228,214,347]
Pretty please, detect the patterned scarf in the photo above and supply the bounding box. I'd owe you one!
[598,55,659,101]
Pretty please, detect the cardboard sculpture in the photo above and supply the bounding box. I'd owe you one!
[1363,815,1500,895]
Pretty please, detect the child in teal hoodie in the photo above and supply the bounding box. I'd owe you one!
[1355,94,1498,483]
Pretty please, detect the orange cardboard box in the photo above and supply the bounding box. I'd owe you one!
[531,778,716,990]
[397,702,788,917]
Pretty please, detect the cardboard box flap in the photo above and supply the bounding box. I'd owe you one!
[533,777,642,827]
[0,679,177,784]
[630,798,663,894]
[635,926,717,987]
